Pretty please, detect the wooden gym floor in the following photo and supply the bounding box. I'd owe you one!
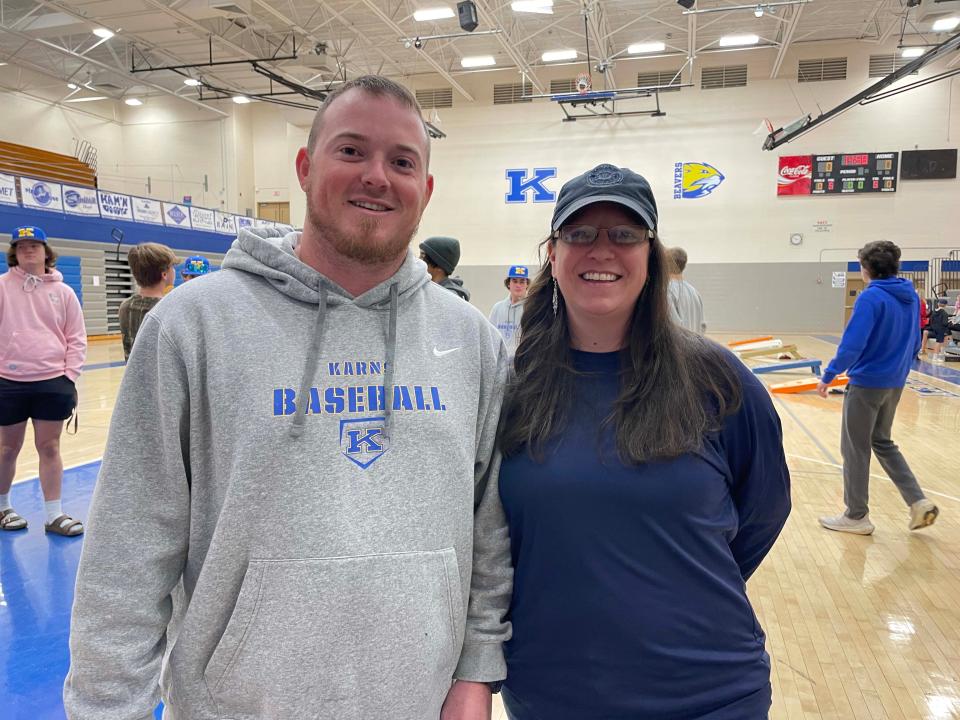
[5,334,960,720]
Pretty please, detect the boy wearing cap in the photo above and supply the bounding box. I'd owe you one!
[181,255,210,282]
[0,226,87,536]
[488,266,529,355]
[419,235,471,300]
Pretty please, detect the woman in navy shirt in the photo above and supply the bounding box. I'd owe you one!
[498,164,791,719]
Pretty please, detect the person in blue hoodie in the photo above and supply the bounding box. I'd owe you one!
[497,164,791,720]
[817,240,939,535]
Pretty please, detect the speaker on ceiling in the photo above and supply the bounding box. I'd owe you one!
[458,1,479,32]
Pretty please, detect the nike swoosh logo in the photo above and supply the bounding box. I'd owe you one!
[433,346,461,357]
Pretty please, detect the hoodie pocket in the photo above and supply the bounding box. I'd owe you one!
[204,548,464,720]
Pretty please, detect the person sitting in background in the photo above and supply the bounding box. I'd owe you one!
[921,298,950,362]
[666,246,706,335]
[181,255,210,282]
[488,265,529,355]
[119,243,178,361]
[918,291,929,360]
[419,236,470,300]
[0,225,87,536]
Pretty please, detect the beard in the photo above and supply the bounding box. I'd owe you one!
[307,196,417,266]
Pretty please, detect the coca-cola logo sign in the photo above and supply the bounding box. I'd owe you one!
[780,164,811,178]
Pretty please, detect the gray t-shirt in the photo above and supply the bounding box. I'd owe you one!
[668,279,706,335]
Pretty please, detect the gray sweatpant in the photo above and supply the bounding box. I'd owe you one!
[841,385,925,519]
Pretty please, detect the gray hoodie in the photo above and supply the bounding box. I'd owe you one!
[65,227,513,720]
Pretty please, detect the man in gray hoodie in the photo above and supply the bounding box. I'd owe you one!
[65,76,511,720]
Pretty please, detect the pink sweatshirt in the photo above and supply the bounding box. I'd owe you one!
[0,265,87,382]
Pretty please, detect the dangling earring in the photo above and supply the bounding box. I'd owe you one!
[552,278,559,316]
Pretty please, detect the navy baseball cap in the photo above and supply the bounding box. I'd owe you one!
[551,164,658,232]
[12,225,47,244]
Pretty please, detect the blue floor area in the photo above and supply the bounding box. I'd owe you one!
[813,334,960,386]
[0,461,162,719]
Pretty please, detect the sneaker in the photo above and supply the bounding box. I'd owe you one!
[819,513,875,535]
[909,499,938,530]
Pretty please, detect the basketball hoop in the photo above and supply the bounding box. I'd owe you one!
[576,73,591,95]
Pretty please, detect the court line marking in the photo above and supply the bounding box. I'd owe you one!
[787,452,960,503]
[12,457,103,487]
[773,396,839,466]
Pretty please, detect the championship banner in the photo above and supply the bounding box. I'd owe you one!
[190,206,216,232]
[235,215,254,231]
[214,211,237,235]
[98,191,134,221]
[132,197,164,225]
[0,173,18,206]
[162,202,192,229]
[777,156,813,196]
[21,177,64,212]
[62,184,100,216]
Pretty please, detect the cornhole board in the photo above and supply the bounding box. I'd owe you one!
[737,344,801,360]
[771,374,849,395]
[732,339,784,353]
[753,359,821,376]
[729,336,774,348]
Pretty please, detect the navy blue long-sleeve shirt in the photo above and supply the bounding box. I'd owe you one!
[500,349,791,720]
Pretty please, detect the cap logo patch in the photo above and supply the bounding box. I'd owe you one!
[587,164,624,187]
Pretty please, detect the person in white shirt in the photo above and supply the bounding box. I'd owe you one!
[489,265,530,355]
[667,247,706,335]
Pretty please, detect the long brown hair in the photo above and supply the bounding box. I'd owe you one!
[7,242,58,270]
[499,233,742,464]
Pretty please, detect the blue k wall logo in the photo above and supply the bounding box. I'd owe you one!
[505,168,557,203]
[673,162,726,199]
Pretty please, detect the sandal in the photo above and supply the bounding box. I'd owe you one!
[0,508,28,531]
[44,514,84,537]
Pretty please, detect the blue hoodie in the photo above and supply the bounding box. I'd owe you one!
[823,276,920,387]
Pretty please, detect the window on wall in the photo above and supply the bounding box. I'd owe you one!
[701,64,748,89]
[415,87,453,109]
[549,78,577,94]
[798,57,848,82]
[493,82,534,104]
[868,54,919,78]
[637,69,683,91]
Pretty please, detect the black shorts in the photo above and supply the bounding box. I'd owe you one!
[0,375,77,426]
[925,328,947,343]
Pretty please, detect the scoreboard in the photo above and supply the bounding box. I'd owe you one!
[811,152,899,194]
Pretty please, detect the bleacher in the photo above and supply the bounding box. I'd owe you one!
[0,140,97,188]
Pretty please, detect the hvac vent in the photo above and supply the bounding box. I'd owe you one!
[493,81,533,104]
[415,87,453,109]
[637,69,683,92]
[798,57,847,82]
[701,64,747,90]
[550,78,577,94]
[209,1,252,17]
[869,54,919,78]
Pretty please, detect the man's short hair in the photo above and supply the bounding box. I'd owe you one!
[858,240,901,279]
[306,75,430,163]
[128,242,178,287]
[668,247,688,273]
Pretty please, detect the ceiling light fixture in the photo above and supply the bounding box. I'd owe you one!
[460,55,496,67]
[511,0,553,13]
[124,98,143,106]
[67,82,78,89]
[232,95,251,104]
[183,78,202,86]
[92,28,114,39]
[65,96,108,102]
[677,0,695,8]
[932,17,960,32]
[628,41,666,54]
[542,49,578,62]
[901,47,925,58]
[413,7,455,21]
[754,5,764,17]
[719,33,760,47]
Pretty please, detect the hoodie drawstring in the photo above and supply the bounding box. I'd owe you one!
[22,272,42,293]
[289,286,328,438]
[381,283,399,445]
[288,283,400,442]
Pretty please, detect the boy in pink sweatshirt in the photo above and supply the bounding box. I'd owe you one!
[0,225,87,535]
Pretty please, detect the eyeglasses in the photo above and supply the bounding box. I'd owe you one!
[555,225,651,246]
